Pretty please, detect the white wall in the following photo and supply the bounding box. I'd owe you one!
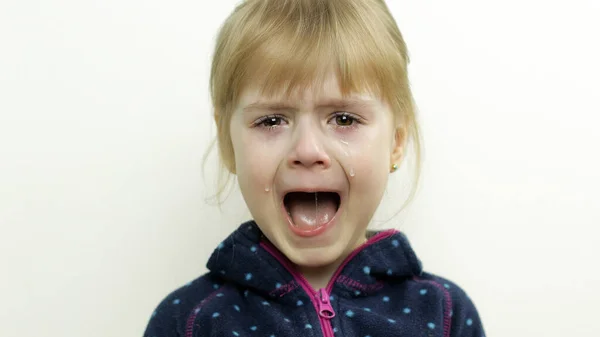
[1,0,598,336]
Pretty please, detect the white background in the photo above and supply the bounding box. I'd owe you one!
[1,0,599,336]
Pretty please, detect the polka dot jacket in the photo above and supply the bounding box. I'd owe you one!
[144,221,485,337]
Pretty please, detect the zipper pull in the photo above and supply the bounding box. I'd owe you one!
[317,289,336,319]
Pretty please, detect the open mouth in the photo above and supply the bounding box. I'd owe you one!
[283,192,341,231]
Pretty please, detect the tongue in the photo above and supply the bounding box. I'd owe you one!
[288,193,337,229]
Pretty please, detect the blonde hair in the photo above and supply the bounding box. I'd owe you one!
[206,0,422,213]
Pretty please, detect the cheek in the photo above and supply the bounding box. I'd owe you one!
[231,129,287,189]
[338,126,393,176]
[352,149,390,191]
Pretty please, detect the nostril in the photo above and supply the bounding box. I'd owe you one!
[292,159,325,167]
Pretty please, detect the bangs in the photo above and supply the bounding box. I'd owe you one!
[213,0,411,110]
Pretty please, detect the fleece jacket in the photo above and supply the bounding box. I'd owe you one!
[144,221,485,337]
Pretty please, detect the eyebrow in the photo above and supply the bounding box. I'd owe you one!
[242,98,376,113]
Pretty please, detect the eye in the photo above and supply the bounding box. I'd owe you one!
[331,112,361,127]
[253,115,287,129]
[262,116,282,127]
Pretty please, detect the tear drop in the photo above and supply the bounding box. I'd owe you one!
[339,139,350,156]
[264,187,270,192]
[349,168,355,177]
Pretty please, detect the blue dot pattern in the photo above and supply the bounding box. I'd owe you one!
[143,221,486,337]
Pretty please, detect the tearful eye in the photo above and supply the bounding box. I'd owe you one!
[252,114,288,131]
[262,117,282,127]
[335,114,355,126]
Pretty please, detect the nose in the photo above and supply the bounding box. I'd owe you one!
[287,121,331,170]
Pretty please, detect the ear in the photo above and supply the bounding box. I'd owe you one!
[390,125,406,168]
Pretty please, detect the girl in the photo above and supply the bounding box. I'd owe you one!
[145,0,485,336]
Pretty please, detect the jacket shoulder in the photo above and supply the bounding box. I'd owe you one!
[417,272,486,337]
[143,273,222,337]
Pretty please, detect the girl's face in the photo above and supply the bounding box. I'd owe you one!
[230,73,404,269]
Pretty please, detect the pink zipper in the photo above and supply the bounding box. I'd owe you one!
[316,288,335,337]
[259,229,396,337]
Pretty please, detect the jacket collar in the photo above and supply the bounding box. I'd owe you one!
[206,221,423,298]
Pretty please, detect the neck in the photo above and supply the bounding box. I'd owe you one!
[297,260,340,290]
[297,235,368,290]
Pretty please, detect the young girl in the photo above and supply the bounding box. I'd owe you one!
[145,0,485,336]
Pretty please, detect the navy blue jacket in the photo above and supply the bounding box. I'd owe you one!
[144,221,485,337]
